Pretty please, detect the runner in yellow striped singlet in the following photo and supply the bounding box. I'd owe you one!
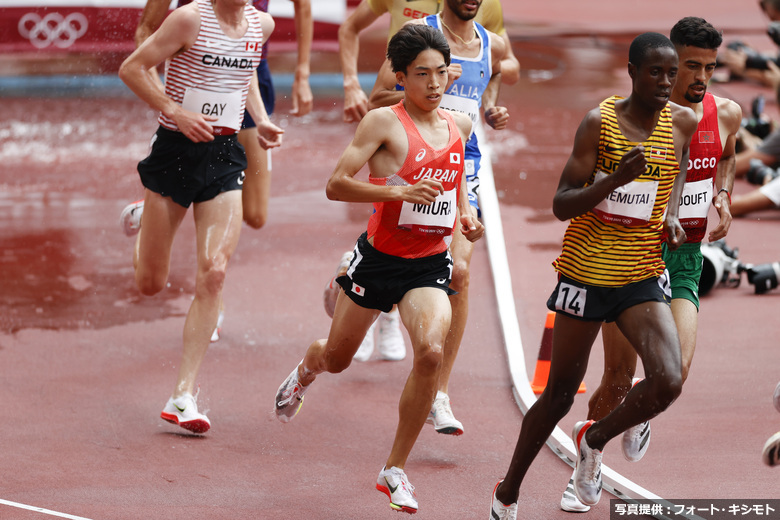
[491,32,697,519]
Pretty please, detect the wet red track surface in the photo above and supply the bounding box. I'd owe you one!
[1,1,780,519]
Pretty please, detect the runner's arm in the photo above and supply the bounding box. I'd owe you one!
[246,71,284,149]
[326,110,444,204]
[552,110,647,220]
[453,113,484,241]
[290,0,314,116]
[498,32,520,85]
[338,0,381,122]
[368,59,405,110]
[664,146,689,250]
[709,99,742,241]
[483,33,508,130]
[120,5,215,141]
[665,104,698,249]
[134,0,173,89]
[135,0,171,47]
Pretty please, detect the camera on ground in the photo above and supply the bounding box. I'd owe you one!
[746,158,780,185]
[700,240,780,295]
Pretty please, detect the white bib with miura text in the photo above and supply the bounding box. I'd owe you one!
[592,171,658,227]
[181,88,242,130]
[398,188,457,236]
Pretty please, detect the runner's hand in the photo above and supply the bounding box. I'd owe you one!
[256,120,285,149]
[402,179,444,204]
[343,84,369,123]
[291,74,313,116]
[664,216,687,251]
[613,146,647,186]
[485,106,508,130]
[173,107,218,143]
[446,63,462,90]
[460,212,484,242]
[708,191,732,242]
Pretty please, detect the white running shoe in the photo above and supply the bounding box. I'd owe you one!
[376,309,406,361]
[773,381,780,414]
[160,392,211,434]
[274,363,308,423]
[210,311,225,343]
[622,420,650,462]
[489,480,517,520]
[426,391,464,435]
[622,378,651,462]
[376,466,418,514]
[323,251,353,318]
[353,321,376,362]
[572,420,603,506]
[120,199,144,237]
[560,470,590,512]
[762,431,780,467]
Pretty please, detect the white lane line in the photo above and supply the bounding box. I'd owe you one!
[475,123,703,520]
[0,499,93,520]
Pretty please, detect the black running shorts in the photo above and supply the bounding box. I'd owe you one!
[546,271,671,322]
[336,232,456,313]
[138,126,247,208]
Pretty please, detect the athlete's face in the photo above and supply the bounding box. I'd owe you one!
[673,45,718,104]
[397,49,448,111]
[447,0,482,21]
[629,46,679,111]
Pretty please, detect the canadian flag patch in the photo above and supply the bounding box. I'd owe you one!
[351,282,365,297]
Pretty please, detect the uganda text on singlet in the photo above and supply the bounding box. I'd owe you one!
[366,101,464,259]
[159,0,264,133]
[552,95,680,287]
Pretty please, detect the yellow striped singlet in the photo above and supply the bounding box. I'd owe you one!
[552,96,679,287]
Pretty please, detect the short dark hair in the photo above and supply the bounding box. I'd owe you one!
[670,17,723,50]
[629,32,676,67]
[386,24,451,74]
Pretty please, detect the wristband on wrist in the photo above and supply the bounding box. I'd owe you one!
[718,188,731,204]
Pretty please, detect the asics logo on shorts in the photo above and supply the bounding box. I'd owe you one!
[238,171,245,185]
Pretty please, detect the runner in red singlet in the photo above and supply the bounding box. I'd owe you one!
[273,24,483,514]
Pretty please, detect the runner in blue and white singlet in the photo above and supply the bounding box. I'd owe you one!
[424,13,491,213]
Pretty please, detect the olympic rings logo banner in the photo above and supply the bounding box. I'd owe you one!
[1,6,143,54]
[18,12,89,49]
[0,1,342,54]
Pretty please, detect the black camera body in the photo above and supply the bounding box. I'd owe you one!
[746,158,780,185]
[746,262,780,294]
[728,32,780,70]
[768,21,780,47]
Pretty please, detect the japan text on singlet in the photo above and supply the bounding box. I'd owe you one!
[676,92,722,243]
[159,0,264,132]
[366,101,464,259]
[552,96,680,287]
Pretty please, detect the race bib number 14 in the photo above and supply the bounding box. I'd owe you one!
[555,282,587,318]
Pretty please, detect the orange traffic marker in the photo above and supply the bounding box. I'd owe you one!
[530,311,586,394]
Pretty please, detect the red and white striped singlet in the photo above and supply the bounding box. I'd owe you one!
[159,0,264,132]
